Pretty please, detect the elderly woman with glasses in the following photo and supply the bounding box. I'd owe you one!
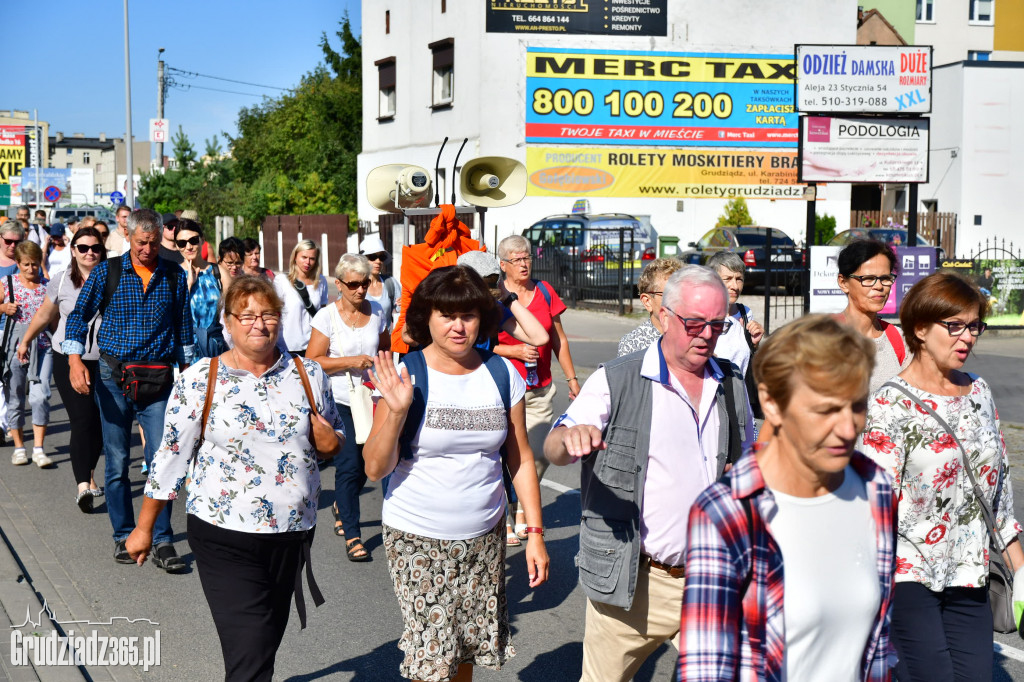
[493,234,580,539]
[861,272,1024,681]
[307,253,390,562]
[836,239,911,393]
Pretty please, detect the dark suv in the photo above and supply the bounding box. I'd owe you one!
[680,226,804,292]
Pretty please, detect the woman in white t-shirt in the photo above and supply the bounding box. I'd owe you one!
[365,265,549,682]
[307,254,389,562]
[273,239,328,354]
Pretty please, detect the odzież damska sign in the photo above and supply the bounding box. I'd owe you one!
[798,116,929,183]
[487,0,667,36]
[795,45,932,114]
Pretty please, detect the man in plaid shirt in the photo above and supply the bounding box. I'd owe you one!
[64,208,194,573]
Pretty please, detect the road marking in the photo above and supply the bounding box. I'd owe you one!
[995,641,1024,663]
[541,479,580,495]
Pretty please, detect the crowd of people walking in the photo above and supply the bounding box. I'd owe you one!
[2,203,1021,682]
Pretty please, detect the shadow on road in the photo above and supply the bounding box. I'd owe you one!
[282,638,402,681]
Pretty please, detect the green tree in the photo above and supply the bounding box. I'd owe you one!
[815,212,837,245]
[204,135,224,160]
[171,125,197,169]
[715,197,754,227]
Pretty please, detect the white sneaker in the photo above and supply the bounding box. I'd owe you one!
[31,449,53,468]
[11,448,28,466]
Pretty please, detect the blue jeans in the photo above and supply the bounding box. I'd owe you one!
[95,359,174,545]
[333,404,367,541]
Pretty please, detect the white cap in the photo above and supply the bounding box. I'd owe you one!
[359,235,389,259]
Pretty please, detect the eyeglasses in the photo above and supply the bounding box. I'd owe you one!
[175,236,201,248]
[846,273,897,287]
[643,290,663,297]
[365,253,385,261]
[937,320,987,337]
[74,243,105,255]
[503,256,531,266]
[230,312,281,326]
[3,238,23,246]
[221,260,244,269]
[340,279,371,290]
[663,307,732,335]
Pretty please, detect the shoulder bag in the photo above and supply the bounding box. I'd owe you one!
[883,380,1017,633]
[737,305,762,419]
[292,278,320,318]
[292,353,342,459]
[327,303,373,445]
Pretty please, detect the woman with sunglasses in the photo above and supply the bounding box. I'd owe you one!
[0,222,25,278]
[307,254,390,562]
[358,235,400,333]
[836,239,911,393]
[861,272,1024,681]
[173,218,208,292]
[17,227,107,509]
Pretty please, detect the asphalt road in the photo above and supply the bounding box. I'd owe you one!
[1,303,1024,681]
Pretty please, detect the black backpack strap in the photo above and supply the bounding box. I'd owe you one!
[737,306,762,419]
[721,363,743,467]
[293,279,318,318]
[99,257,123,316]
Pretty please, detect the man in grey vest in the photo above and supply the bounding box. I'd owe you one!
[544,265,754,682]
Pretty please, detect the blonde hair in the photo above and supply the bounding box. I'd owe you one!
[14,240,42,264]
[287,239,321,285]
[638,258,683,295]
[753,314,875,410]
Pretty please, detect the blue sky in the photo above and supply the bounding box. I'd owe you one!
[7,0,361,161]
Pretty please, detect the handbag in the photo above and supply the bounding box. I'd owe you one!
[883,380,1017,633]
[346,374,373,445]
[102,353,174,403]
[292,354,342,459]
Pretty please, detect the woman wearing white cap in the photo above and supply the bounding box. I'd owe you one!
[359,235,401,333]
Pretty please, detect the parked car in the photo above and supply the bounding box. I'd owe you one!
[827,227,945,260]
[679,226,804,292]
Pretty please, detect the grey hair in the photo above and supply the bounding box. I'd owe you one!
[662,265,729,314]
[1,222,25,239]
[126,208,161,236]
[706,251,745,275]
[498,234,531,260]
[334,253,371,281]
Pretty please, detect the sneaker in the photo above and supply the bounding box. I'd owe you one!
[76,489,94,513]
[11,448,27,466]
[140,461,148,475]
[152,543,186,573]
[113,539,134,564]
[31,449,53,468]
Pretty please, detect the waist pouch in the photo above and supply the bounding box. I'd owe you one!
[102,353,174,403]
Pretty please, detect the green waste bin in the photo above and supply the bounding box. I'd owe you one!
[658,236,680,258]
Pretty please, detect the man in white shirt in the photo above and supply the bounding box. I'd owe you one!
[544,265,755,682]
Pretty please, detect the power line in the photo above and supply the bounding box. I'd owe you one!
[168,81,270,98]
[166,66,291,92]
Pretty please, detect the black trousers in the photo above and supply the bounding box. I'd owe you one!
[188,515,318,682]
[51,352,103,484]
[891,582,992,682]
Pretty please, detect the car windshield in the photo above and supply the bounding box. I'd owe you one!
[734,229,795,247]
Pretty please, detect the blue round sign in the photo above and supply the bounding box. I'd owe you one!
[110,191,124,204]
[43,186,61,203]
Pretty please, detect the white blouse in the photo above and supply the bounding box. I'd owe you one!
[274,275,329,352]
[310,300,387,406]
[146,354,343,534]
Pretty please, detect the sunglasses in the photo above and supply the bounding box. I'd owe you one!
[74,243,106,255]
[175,236,202,248]
[339,279,371,290]
[3,238,23,246]
[365,253,385,261]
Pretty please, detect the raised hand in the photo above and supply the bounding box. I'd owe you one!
[370,350,414,415]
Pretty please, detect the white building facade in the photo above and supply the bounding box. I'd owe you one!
[358,0,857,250]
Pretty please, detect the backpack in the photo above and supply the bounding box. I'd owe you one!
[194,266,228,358]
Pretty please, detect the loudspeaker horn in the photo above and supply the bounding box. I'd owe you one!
[459,156,527,208]
[366,164,433,213]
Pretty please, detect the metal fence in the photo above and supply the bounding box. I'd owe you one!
[850,210,957,257]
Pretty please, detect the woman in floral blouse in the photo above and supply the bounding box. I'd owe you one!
[125,275,344,681]
[862,272,1024,681]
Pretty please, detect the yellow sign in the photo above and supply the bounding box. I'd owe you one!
[0,140,24,185]
[526,147,805,199]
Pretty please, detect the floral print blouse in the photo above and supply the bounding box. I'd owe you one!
[2,276,50,349]
[861,374,1021,591]
[145,354,344,533]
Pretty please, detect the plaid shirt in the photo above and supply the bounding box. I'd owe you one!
[62,254,194,365]
[679,449,895,682]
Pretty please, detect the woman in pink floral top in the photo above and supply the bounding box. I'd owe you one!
[862,272,1024,681]
[1,241,53,468]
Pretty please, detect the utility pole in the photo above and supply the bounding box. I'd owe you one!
[122,0,134,207]
[157,47,165,169]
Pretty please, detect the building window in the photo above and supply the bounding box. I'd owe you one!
[376,57,396,120]
[96,163,103,172]
[916,0,933,21]
[429,39,454,108]
[441,0,446,12]
[969,0,993,23]
[96,185,102,194]
[83,152,90,164]
[65,148,71,155]
[385,10,390,34]
[968,50,991,60]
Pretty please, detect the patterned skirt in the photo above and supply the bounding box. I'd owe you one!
[383,521,515,681]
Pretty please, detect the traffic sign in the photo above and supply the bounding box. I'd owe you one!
[149,118,169,143]
[110,191,124,204]
[43,186,61,203]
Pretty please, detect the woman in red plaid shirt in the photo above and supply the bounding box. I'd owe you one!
[679,315,896,682]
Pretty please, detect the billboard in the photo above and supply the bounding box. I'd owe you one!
[486,0,667,36]
[0,126,26,206]
[12,168,71,205]
[795,45,932,114]
[525,48,798,147]
[526,147,805,199]
[798,116,929,183]
[942,259,1024,327]
[810,245,935,314]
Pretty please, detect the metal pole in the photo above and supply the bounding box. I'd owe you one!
[908,183,919,246]
[157,50,165,169]
[123,0,134,207]
[803,182,817,314]
[33,110,40,212]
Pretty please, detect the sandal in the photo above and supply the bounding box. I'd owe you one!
[345,537,370,562]
[506,525,521,547]
[514,511,529,540]
[331,503,344,536]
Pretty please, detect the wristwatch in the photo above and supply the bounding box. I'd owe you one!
[502,292,518,307]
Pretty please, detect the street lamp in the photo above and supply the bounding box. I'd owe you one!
[122,0,134,207]
[157,47,165,170]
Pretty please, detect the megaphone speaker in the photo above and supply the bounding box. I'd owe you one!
[367,164,433,213]
[459,157,527,208]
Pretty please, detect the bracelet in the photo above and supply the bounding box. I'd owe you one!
[566,376,578,383]
[524,527,544,536]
